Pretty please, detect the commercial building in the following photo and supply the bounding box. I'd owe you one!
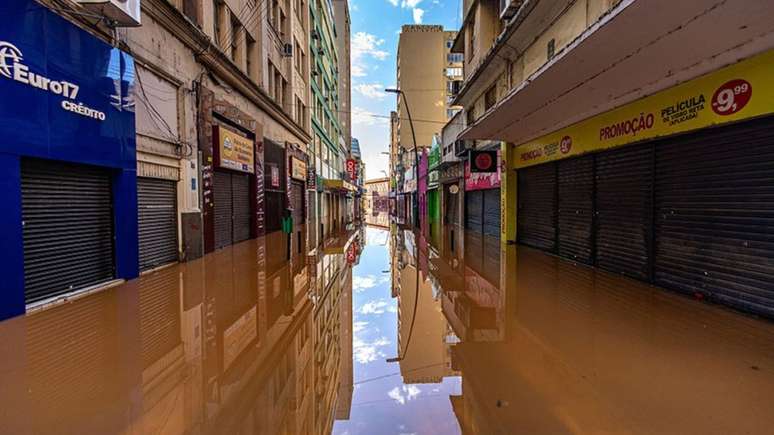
[0,0,325,319]
[393,25,460,227]
[450,0,774,318]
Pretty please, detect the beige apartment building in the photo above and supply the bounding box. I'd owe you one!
[393,25,460,223]
[448,0,774,319]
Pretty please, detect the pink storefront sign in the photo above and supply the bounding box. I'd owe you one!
[465,149,501,191]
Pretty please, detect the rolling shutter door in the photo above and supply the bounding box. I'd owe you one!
[483,188,501,237]
[445,185,459,226]
[138,177,178,271]
[232,173,251,244]
[655,118,774,317]
[465,190,484,233]
[22,159,114,304]
[595,144,653,280]
[558,156,594,264]
[291,181,304,224]
[518,163,557,252]
[214,170,233,250]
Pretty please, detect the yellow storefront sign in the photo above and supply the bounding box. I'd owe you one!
[514,50,774,169]
[216,125,255,174]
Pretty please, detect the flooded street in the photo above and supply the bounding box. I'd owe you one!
[1,217,774,434]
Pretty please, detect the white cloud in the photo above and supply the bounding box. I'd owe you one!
[359,299,393,314]
[401,0,422,8]
[413,8,425,24]
[353,274,378,292]
[355,83,387,100]
[351,32,390,79]
[353,321,369,332]
[388,385,422,405]
[352,107,389,127]
[387,0,399,5]
[353,336,391,363]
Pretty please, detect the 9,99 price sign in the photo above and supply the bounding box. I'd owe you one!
[711,79,752,116]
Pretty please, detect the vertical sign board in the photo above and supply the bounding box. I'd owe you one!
[346,159,357,182]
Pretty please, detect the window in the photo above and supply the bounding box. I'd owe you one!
[446,39,453,49]
[466,108,476,126]
[213,0,222,46]
[230,13,240,61]
[547,38,556,60]
[485,86,497,110]
[446,67,463,78]
[247,34,257,80]
[447,53,464,63]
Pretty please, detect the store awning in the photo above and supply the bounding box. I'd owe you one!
[460,0,774,145]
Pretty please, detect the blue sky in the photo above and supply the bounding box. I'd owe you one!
[348,0,461,179]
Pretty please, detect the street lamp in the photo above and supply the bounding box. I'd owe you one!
[385,88,419,228]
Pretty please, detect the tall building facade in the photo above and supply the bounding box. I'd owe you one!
[393,25,459,226]
[309,0,351,246]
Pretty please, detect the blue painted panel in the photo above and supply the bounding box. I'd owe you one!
[0,0,136,169]
[0,153,25,320]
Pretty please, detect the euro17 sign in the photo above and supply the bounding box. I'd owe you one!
[470,150,498,173]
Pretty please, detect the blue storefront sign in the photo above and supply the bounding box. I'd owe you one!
[0,0,138,320]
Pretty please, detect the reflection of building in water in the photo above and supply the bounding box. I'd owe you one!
[0,229,360,435]
[366,212,391,228]
[394,229,457,384]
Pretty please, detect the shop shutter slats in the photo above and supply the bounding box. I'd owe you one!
[483,188,501,237]
[232,173,251,243]
[291,181,305,224]
[139,268,181,368]
[655,118,774,317]
[445,185,459,226]
[558,156,594,264]
[518,163,557,252]
[138,178,178,271]
[214,170,233,249]
[595,144,653,280]
[22,159,114,304]
[465,190,484,233]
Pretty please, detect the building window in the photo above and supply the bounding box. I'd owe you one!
[466,108,475,126]
[213,0,223,46]
[547,38,556,60]
[485,86,497,111]
[230,13,241,61]
[247,34,257,81]
[447,53,463,63]
[446,67,462,78]
[446,39,453,49]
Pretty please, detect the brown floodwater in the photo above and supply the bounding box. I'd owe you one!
[1,220,774,434]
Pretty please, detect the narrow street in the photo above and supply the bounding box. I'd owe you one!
[1,216,773,434]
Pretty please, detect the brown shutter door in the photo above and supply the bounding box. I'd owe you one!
[655,117,774,318]
[214,170,233,249]
[518,162,557,252]
[232,173,251,244]
[291,181,305,224]
[595,144,654,280]
[483,188,501,238]
[558,156,594,264]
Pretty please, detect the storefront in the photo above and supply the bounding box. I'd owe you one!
[514,49,774,318]
[212,124,255,250]
[465,150,501,238]
[439,163,464,229]
[0,0,138,319]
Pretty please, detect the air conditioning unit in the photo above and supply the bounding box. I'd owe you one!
[76,0,142,27]
[311,29,321,40]
[499,0,522,20]
[282,43,293,57]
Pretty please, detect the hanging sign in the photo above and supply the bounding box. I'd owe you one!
[307,166,317,190]
[346,159,357,181]
[470,150,498,173]
[268,164,280,187]
[290,156,307,181]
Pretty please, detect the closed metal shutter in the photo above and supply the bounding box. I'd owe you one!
[139,267,181,368]
[138,177,178,271]
[483,188,501,237]
[22,159,114,304]
[596,144,653,280]
[232,173,251,244]
[655,118,774,317]
[214,170,233,249]
[558,156,594,264]
[465,190,484,233]
[445,184,459,226]
[291,181,304,224]
[518,163,557,252]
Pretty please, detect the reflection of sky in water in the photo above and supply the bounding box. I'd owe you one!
[334,227,461,435]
